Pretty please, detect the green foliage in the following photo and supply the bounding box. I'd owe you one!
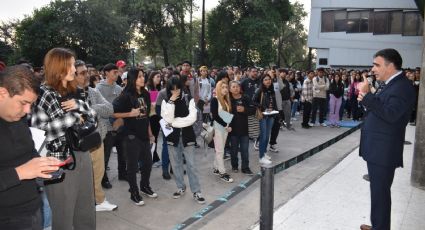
[14,0,131,67]
[276,2,309,70]
[122,0,193,67]
[207,0,292,67]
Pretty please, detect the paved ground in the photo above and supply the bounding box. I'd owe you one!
[97,117,354,230]
[251,125,424,230]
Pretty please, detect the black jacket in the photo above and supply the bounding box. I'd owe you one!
[253,87,278,112]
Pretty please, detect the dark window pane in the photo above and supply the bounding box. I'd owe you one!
[390,11,403,34]
[403,12,419,36]
[334,11,347,32]
[374,12,389,34]
[360,11,370,32]
[347,11,360,33]
[368,11,374,32]
[321,11,334,32]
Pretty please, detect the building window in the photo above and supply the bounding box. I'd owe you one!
[319,58,328,65]
[334,11,347,32]
[321,11,334,32]
[373,11,390,34]
[403,11,420,36]
[390,11,403,34]
[347,11,372,33]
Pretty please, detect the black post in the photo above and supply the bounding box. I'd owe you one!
[200,0,206,65]
[131,48,135,67]
[260,164,274,230]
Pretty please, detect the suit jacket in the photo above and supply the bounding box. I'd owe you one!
[359,73,415,168]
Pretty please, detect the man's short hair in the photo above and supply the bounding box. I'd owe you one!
[75,59,86,68]
[374,48,403,70]
[103,63,118,72]
[0,65,39,96]
[278,68,288,74]
[182,60,192,66]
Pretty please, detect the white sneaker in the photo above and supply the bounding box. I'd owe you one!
[259,157,272,165]
[264,153,272,160]
[320,123,327,127]
[291,117,297,121]
[308,122,314,127]
[96,200,118,212]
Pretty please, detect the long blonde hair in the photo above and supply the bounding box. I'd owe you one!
[215,80,231,112]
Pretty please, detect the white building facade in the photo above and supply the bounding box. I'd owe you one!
[308,0,423,69]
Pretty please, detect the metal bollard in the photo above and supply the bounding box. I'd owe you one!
[260,164,274,230]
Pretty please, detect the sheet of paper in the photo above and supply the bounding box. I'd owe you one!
[30,127,46,152]
[160,119,173,137]
[150,143,156,157]
[262,110,279,115]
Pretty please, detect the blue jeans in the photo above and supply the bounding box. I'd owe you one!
[259,116,274,158]
[168,139,201,193]
[161,132,170,173]
[291,100,299,117]
[230,135,250,170]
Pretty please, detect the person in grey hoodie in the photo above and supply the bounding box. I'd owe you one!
[96,63,126,189]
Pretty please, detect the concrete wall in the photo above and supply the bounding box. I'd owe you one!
[308,0,423,69]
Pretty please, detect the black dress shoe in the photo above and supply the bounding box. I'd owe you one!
[360,224,372,230]
[162,171,171,180]
[101,177,112,189]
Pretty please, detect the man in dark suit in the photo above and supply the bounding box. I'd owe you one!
[357,48,415,230]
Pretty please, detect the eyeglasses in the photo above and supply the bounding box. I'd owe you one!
[76,70,88,76]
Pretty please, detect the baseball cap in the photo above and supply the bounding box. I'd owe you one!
[116,60,126,68]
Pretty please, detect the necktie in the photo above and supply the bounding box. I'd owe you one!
[376,82,386,94]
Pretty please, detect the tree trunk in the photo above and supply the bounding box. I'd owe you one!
[162,46,169,67]
[411,17,425,190]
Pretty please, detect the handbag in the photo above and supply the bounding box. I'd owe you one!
[66,114,101,152]
[255,92,264,120]
[200,122,214,144]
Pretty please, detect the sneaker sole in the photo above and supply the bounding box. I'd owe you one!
[96,206,118,212]
[195,199,206,204]
[134,201,144,206]
[141,191,158,198]
[220,178,234,183]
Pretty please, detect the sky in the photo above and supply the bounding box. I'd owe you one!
[0,0,311,30]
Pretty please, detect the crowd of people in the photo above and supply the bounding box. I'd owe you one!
[0,47,420,230]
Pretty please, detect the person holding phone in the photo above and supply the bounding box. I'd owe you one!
[113,68,156,206]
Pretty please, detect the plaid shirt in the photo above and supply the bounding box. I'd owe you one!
[301,78,314,103]
[31,84,95,159]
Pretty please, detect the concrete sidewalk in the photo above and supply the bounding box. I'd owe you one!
[97,118,355,230]
[253,125,425,230]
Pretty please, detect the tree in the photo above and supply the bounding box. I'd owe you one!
[122,0,193,67]
[207,0,292,67]
[276,2,309,70]
[14,0,132,67]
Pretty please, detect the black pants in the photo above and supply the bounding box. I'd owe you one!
[0,209,42,230]
[269,113,282,145]
[302,101,312,126]
[125,136,152,191]
[311,97,326,124]
[103,131,127,177]
[149,115,161,162]
[367,162,396,230]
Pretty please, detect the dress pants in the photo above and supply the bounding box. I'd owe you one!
[45,152,95,230]
[367,161,396,230]
[90,144,105,204]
